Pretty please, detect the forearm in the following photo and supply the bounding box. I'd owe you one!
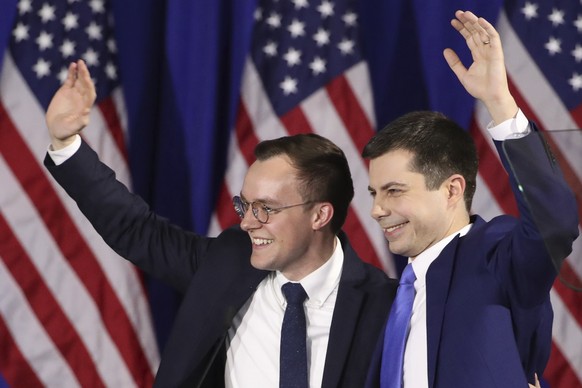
[482,91,519,127]
[44,140,209,290]
[496,127,579,302]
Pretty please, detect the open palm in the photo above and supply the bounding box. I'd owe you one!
[46,60,96,149]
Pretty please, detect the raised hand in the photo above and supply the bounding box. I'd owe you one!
[443,10,518,125]
[45,60,96,150]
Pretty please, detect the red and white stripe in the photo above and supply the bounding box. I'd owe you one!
[208,57,395,277]
[0,53,159,387]
[470,12,582,387]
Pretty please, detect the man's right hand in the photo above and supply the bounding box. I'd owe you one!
[45,59,96,150]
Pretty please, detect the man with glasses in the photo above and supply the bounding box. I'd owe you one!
[43,59,397,388]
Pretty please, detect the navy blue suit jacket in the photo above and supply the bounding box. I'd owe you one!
[45,142,398,388]
[366,128,579,387]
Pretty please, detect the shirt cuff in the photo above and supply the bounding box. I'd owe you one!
[487,109,530,141]
[47,135,82,165]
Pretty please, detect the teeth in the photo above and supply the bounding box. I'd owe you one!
[252,238,273,246]
[385,223,406,233]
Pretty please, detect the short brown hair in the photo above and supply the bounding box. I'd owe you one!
[362,111,478,211]
[255,134,354,234]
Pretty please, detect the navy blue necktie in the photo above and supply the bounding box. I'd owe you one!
[280,282,309,388]
[380,263,417,388]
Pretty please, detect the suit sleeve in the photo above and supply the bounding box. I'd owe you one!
[493,122,579,306]
[44,139,213,292]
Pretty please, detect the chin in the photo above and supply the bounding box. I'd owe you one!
[250,255,273,271]
[388,244,411,258]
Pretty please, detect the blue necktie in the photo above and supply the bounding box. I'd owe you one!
[280,282,309,388]
[380,263,417,388]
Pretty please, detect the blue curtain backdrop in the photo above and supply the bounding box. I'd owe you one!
[112,0,503,350]
[0,0,503,358]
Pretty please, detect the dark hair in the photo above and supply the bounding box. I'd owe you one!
[254,133,354,234]
[362,111,478,211]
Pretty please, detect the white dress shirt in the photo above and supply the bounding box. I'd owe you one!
[47,134,82,164]
[224,237,343,388]
[403,224,471,387]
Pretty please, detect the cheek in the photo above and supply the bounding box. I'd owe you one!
[287,225,310,247]
[401,203,435,234]
[389,197,415,217]
[412,200,448,232]
[285,222,314,251]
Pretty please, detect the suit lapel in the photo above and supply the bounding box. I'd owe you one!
[424,217,485,387]
[425,236,459,388]
[220,257,269,331]
[321,234,366,388]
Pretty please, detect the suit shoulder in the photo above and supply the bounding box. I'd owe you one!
[360,262,398,292]
[206,226,252,258]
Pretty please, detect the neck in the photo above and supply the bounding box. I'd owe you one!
[283,232,337,281]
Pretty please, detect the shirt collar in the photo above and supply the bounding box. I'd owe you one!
[410,223,472,285]
[275,236,344,308]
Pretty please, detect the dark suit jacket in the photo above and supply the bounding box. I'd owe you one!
[366,127,579,387]
[45,141,398,388]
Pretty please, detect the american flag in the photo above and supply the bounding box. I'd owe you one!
[2,1,580,387]
[207,0,396,278]
[0,0,159,386]
[470,1,582,386]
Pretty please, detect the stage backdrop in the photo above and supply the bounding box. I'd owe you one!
[0,0,580,387]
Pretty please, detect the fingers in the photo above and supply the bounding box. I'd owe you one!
[477,15,500,46]
[443,48,465,81]
[76,59,91,84]
[63,62,78,88]
[76,60,92,89]
[534,373,541,388]
[74,59,97,104]
[63,60,95,97]
[451,10,495,50]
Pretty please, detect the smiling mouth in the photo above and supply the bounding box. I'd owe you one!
[383,222,408,233]
[252,237,274,246]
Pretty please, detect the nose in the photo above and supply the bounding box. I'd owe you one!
[240,207,261,231]
[370,197,390,221]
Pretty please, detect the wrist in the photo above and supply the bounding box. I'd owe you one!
[50,135,77,151]
[484,95,519,126]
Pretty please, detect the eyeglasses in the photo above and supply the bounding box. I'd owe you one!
[233,195,313,224]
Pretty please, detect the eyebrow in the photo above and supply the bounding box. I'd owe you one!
[368,182,407,192]
[239,193,280,205]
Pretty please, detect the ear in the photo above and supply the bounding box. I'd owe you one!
[312,202,334,231]
[445,174,466,206]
